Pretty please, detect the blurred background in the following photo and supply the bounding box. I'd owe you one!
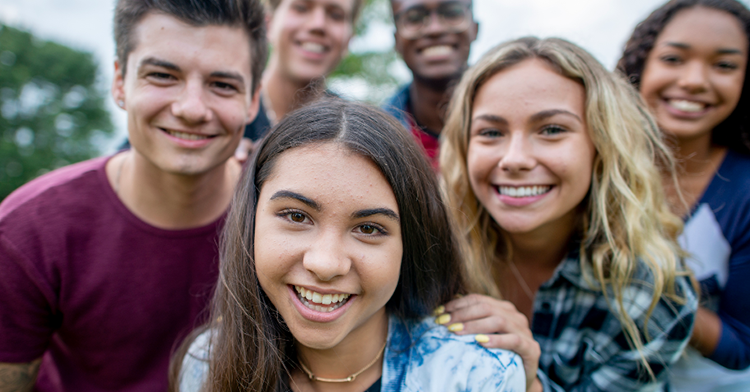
[1,0,749,200]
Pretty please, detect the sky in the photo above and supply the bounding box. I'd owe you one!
[1,0,749,152]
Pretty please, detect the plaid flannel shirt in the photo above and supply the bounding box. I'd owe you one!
[533,248,697,391]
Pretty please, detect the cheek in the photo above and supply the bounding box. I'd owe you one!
[467,144,496,189]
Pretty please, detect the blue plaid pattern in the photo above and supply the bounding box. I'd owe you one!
[533,250,697,391]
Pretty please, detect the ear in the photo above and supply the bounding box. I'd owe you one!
[112,60,126,110]
[246,83,262,125]
[469,20,479,43]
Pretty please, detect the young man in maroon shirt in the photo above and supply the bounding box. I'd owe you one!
[0,0,264,390]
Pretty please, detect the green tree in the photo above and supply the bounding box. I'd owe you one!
[0,24,114,201]
[329,0,408,104]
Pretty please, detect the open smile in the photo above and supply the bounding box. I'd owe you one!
[294,285,352,313]
[496,185,553,198]
[160,128,216,141]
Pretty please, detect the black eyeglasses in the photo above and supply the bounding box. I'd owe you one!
[394,1,472,39]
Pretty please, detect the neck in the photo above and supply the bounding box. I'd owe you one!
[408,77,456,134]
[264,59,327,122]
[506,211,578,270]
[670,132,720,174]
[106,150,239,229]
[293,309,388,392]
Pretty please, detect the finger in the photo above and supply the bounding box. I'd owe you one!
[447,302,529,331]
[234,138,253,162]
[443,293,489,312]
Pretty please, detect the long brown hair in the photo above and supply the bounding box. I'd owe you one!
[170,99,465,391]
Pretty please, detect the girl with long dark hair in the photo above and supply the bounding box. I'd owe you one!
[170,99,525,392]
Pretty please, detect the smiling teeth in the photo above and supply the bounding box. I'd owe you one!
[669,99,706,112]
[498,186,551,198]
[422,45,452,57]
[165,130,210,140]
[295,285,350,312]
[301,42,325,54]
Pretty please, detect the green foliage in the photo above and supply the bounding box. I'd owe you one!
[329,0,407,104]
[0,24,113,201]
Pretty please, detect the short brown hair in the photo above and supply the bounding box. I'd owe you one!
[114,0,267,93]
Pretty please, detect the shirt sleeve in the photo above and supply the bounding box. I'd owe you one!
[0,234,57,362]
[709,223,750,369]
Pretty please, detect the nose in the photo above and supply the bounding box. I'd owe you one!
[302,230,352,282]
[171,78,212,124]
[423,11,445,36]
[677,61,709,93]
[306,5,327,32]
[499,132,535,173]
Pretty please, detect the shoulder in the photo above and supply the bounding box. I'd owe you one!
[179,330,212,392]
[389,316,525,391]
[382,84,412,124]
[0,156,109,220]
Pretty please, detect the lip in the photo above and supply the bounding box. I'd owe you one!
[494,185,554,207]
[159,127,217,148]
[289,285,357,323]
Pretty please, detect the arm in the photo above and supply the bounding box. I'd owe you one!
[442,294,542,392]
[0,359,42,392]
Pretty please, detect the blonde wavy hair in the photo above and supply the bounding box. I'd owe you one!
[440,37,690,379]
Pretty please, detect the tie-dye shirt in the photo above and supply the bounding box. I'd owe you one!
[178,315,525,391]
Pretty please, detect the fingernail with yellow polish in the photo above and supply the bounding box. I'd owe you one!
[432,305,445,316]
[475,334,490,343]
[436,314,451,325]
[448,323,464,332]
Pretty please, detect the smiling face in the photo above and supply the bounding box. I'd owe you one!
[254,143,402,350]
[467,59,595,238]
[640,6,748,143]
[392,0,477,83]
[112,13,259,176]
[268,0,355,85]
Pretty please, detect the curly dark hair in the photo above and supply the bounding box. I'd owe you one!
[617,0,750,154]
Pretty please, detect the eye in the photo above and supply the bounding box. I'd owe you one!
[212,81,239,93]
[147,72,176,81]
[659,54,682,65]
[292,1,309,12]
[715,60,739,71]
[540,125,567,136]
[278,210,311,224]
[328,8,346,21]
[355,223,386,236]
[478,128,503,138]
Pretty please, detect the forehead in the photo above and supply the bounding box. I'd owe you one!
[657,7,748,49]
[129,13,253,76]
[474,60,585,117]
[279,0,356,12]
[263,143,397,209]
[392,0,471,12]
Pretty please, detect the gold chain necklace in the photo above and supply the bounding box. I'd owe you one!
[298,341,387,383]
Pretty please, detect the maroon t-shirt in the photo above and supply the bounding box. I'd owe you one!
[0,156,222,391]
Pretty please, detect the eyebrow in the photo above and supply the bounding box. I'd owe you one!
[139,57,246,84]
[352,208,400,222]
[665,42,744,55]
[529,109,582,123]
[270,190,321,211]
[473,109,581,125]
[139,57,180,72]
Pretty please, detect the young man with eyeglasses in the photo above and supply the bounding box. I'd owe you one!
[383,0,478,169]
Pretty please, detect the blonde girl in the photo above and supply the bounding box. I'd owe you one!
[438,37,697,391]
